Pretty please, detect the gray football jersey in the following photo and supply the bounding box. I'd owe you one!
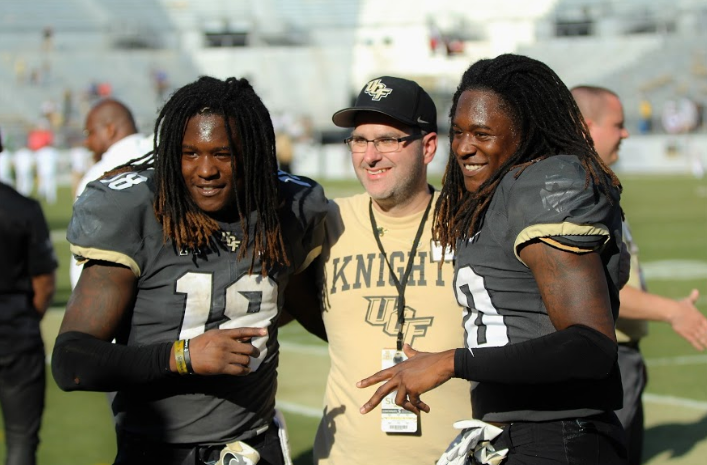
[453,155,624,422]
[68,169,327,444]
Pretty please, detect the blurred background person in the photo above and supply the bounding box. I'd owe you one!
[69,137,92,199]
[35,140,58,204]
[572,85,707,465]
[70,98,149,289]
[0,128,13,186]
[0,129,58,465]
[12,143,35,197]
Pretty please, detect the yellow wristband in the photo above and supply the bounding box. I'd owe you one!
[173,339,188,376]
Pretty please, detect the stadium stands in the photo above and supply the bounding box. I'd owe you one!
[0,0,705,155]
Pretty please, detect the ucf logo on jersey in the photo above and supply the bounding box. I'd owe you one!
[364,296,433,346]
[221,231,241,252]
[364,79,393,101]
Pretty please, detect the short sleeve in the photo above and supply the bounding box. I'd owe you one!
[506,156,620,263]
[67,170,156,277]
[278,172,328,273]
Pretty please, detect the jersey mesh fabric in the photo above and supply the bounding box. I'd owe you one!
[67,169,327,444]
[453,155,624,422]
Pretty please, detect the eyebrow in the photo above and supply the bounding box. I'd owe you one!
[181,144,231,151]
[452,122,492,130]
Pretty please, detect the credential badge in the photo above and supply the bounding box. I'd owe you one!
[365,79,393,101]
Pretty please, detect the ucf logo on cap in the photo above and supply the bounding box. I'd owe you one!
[364,79,393,101]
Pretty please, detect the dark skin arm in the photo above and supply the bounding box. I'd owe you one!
[60,260,267,376]
[281,257,327,341]
[357,241,616,415]
[31,272,56,319]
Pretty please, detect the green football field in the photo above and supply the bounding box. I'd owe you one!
[2,174,706,464]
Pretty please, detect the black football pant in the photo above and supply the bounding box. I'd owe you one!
[0,347,45,465]
[490,412,628,465]
[114,420,284,465]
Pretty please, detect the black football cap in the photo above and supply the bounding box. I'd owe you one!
[332,76,437,133]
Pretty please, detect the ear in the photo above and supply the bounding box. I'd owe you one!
[104,122,118,142]
[421,132,438,166]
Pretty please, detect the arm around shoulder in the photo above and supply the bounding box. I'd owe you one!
[283,257,327,341]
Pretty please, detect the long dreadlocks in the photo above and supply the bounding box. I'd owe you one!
[433,54,621,253]
[106,76,287,274]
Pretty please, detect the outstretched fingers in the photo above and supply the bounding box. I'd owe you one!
[359,377,399,414]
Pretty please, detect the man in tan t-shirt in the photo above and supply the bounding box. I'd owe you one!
[287,76,470,464]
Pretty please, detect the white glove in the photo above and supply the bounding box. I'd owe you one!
[217,441,260,465]
[437,420,508,465]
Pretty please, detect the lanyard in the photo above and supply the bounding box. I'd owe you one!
[368,188,433,351]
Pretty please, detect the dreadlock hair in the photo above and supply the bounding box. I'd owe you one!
[105,76,287,275]
[433,54,621,253]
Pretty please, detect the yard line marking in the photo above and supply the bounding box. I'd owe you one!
[276,401,322,418]
[642,260,707,280]
[645,354,707,367]
[276,395,707,418]
[50,230,707,281]
[279,340,707,367]
[51,229,67,241]
[280,341,329,357]
[643,393,707,411]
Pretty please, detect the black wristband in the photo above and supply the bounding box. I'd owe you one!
[183,338,195,375]
[454,324,617,384]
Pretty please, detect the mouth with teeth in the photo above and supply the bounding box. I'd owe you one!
[366,168,390,176]
[198,186,222,196]
[463,163,484,172]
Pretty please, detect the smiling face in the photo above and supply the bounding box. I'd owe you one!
[350,112,436,215]
[181,113,241,220]
[451,89,521,193]
[586,93,628,167]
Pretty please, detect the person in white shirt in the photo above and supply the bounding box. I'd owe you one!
[0,137,13,186]
[69,144,92,198]
[13,146,35,197]
[71,98,151,288]
[35,144,59,204]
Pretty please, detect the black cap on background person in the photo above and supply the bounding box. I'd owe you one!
[332,76,437,133]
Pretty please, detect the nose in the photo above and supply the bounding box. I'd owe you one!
[196,154,219,178]
[361,141,383,165]
[621,127,629,139]
[454,133,476,158]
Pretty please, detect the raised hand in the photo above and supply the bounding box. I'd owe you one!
[670,289,707,351]
[357,344,456,415]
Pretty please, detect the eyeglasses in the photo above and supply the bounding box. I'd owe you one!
[344,133,423,153]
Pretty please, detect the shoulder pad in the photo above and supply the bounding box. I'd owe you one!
[68,170,157,276]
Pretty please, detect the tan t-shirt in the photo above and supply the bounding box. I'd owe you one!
[313,192,471,465]
[616,219,649,343]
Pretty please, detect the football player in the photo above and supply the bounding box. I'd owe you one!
[52,76,327,465]
[358,54,628,465]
